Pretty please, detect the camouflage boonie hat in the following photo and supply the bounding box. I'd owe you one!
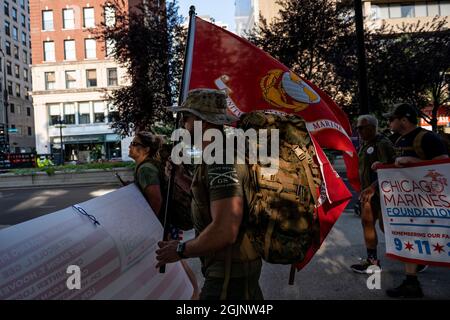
[168,88,239,125]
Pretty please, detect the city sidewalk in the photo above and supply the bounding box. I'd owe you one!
[184,208,450,299]
[183,163,450,300]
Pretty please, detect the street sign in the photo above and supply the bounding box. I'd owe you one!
[7,128,17,133]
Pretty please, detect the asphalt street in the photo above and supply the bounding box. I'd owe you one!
[0,183,121,226]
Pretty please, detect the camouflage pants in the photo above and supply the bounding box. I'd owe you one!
[199,270,264,300]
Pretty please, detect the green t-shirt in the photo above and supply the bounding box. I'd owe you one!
[206,163,246,201]
[134,161,160,192]
[191,162,259,277]
[191,162,252,234]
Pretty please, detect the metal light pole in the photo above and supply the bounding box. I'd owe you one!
[56,117,65,165]
[354,0,370,114]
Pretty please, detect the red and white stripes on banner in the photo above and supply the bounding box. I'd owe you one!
[0,184,193,300]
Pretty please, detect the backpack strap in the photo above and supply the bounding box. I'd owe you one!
[289,264,296,285]
[413,129,427,160]
[264,208,279,260]
[288,143,318,206]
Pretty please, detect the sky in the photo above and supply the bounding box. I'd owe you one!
[178,0,236,32]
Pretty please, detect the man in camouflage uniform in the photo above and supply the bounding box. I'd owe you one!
[156,88,263,300]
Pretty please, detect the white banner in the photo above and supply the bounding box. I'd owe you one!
[0,184,194,300]
[378,159,450,267]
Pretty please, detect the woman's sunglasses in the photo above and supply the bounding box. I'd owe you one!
[130,141,145,147]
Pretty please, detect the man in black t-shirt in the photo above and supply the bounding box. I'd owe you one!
[383,103,448,298]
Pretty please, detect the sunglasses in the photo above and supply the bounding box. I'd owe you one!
[130,141,145,147]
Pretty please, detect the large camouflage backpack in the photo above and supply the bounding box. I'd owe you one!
[238,111,322,265]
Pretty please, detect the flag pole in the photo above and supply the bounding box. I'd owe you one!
[159,5,196,273]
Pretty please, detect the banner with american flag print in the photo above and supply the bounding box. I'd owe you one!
[0,184,194,300]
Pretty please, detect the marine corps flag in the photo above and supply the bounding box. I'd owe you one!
[184,17,359,192]
[180,15,353,269]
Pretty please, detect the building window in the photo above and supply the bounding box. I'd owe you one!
[4,21,10,36]
[15,83,20,97]
[441,1,450,15]
[23,68,28,81]
[414,3,427,17]
[105,6,115,27]
[48,104,61,125]
[107,68,118,86]
[84,39,96,59]
[86,69,97,87]
[20,0,24,10]
[21,13,25,27]
[377,2,450,19]
[27,107,31,117]
[78,102,91,124]
[83,7,95,28]
[45,71,55,90]
[22,49,27,64]
[5,41,11,55]
[13,45,19,59]
[10,103,14,113]
[25,86,29,100]
[4,2,9,16]
[93,102,105,123]
[42,10,54,30]
[64,104,76,124]
[12,26,18,41]
[6,61,12,75]
[63,8,75,29]
[7,81,13,95]
[43,41,55,62]
[65,70,76,88]
[400,4,415,17]
[28,127,32,136]
[428,2,440,16]
[107,103,119,122]
[12,7,17,21]
[21,32,26,46]
[14,64,19,78]
[64,40,76,60]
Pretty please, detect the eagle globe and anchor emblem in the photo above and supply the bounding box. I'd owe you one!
[424,169,448,195]
[260,69,321,112]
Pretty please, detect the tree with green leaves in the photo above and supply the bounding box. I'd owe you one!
[247,1,450,132]
[366,18,450,132]
[96,0,186,136]
[246,0,358,115]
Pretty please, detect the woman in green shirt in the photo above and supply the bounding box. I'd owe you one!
[129,131,200,298]
[128,131,163,215]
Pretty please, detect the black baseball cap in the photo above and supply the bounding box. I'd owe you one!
[383,103,418,124]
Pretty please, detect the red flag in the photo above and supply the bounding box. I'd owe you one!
[187,17,360,191]
[185,17,354,269]
[296,136,351,269]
